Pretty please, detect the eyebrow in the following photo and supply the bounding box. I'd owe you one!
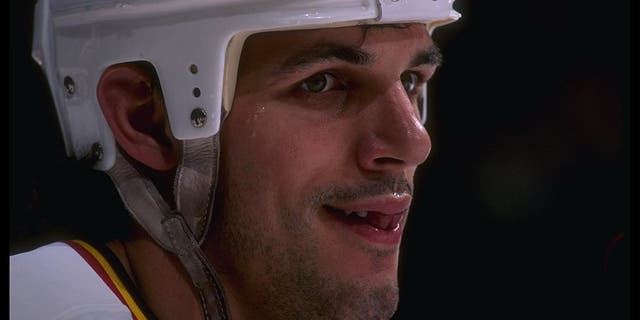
[279,43,373,73]
[410,45,443,67]
[277,42,442,75]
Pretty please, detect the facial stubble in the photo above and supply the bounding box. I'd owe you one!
[213,178,403,320]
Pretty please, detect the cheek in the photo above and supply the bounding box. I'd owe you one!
[226,103,350,193]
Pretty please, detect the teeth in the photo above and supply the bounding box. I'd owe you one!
[336,208,368,218]
[354,211,368,218]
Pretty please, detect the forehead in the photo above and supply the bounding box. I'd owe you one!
[249,23,429,47]
[238,23,432,73]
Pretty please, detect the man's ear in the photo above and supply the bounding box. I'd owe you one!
[97,63,180,171]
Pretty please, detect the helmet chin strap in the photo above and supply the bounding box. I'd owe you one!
[106,135,230,320]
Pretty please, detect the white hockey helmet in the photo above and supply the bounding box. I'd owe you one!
[33,0,460,170]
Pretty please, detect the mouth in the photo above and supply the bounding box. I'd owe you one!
[322,194,411,245]
[323,207,404,231]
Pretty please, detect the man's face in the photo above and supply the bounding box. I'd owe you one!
[210,23,436,319]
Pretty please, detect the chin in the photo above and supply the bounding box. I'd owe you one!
[343,284,399,320]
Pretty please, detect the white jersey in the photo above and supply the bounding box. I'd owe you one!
[10,240,155,320]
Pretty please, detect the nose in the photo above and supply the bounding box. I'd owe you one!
[356,83,431,173]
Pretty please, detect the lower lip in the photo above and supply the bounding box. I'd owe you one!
[324,208,405,246]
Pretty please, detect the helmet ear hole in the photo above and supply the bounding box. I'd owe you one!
[97,63,179,171]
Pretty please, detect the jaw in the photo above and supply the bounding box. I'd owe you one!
[204,203,403,320]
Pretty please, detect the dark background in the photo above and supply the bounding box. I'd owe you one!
[10,1,635,319]
[397,1,634,319]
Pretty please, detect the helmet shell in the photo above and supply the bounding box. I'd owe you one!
[32,0,460,170]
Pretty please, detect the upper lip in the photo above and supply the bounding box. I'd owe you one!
[326,193,412,216]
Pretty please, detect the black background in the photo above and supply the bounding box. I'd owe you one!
[10,1,635,319]
[396,1,634,319]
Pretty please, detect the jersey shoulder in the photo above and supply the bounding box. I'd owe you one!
[10,241,131,320]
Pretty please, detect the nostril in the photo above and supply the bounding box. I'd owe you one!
[374,157,404,166]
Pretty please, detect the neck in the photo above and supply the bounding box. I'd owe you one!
[107,226,204,320]
[200,231,261,320]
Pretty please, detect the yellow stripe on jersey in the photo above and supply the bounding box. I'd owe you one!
[72,240,148,320]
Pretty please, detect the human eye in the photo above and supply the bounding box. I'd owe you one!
[288,71,349,113]
[400,70,429,124]
[400,71,424,95]
[299,72,338,93]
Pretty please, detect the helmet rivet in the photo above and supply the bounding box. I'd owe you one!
[189,64,198,74]
[91,143,103,161]
[63,76,75,95]
[191,108,207,128]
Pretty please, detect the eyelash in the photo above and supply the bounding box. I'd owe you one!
[298,72,345,93]
[289,72,348,110]
[403,71,426,96]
